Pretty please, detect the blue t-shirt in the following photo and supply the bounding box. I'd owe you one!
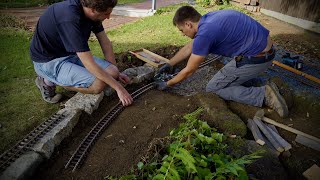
[30,0,104,62]
[192,10,269,57]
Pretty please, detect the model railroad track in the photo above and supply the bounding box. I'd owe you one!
[65,55,221,171]
[65,83,156,171]
[0,112,66,172]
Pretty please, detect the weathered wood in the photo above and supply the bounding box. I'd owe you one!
[254,118,284,152]
[262,117,320,143]
[247,119,265,145]
[129,49,169,68]
[266,126,292,151]
[268,124,279,134]
[264,138,281,156]
[295,135,320,151]
[303,164,320,180]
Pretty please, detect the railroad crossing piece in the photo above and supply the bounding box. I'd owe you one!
[129,49,170,68]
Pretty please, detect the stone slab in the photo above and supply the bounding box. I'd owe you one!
[31,108,82,159]
[64,92,104,114]
[0,151,43,180]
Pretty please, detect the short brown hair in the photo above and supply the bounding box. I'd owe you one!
[81,0,117,12]
[173,6,201,26]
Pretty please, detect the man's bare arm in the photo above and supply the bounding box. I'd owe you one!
[167,54,205,86]
[77,51,133,106]
[168,41,193,66]
[96,31,116,65]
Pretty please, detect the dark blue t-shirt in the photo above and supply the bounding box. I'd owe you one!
[30,0,104,62]
[192,10,269,57]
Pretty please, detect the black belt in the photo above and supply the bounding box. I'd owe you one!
[235,47,276,68]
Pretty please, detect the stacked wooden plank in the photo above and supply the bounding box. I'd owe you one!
[248,115,320,156]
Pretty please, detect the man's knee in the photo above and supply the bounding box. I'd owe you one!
[90,80,106,94]
[105,64,120,79]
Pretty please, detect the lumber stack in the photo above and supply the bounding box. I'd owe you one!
[247,118,291,156]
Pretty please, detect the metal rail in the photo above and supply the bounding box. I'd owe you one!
[65,55,221,171]
[0,112,66,172]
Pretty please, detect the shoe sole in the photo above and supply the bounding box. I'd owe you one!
[268,82,289,117]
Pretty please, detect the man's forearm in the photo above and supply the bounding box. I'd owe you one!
[167,68,194,86]
[96,31,116,65]
[169,41,193,66]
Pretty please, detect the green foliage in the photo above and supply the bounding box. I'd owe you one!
[195,0,229,7]
[108,108,263,179]
[0,0,61,8]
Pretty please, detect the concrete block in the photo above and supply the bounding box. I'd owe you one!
[64,92,104,114]
[31,108,82,158]
[0,151,43,180]
[303,164,320,180]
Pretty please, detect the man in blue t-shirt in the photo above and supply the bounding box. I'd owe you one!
[30,0,133,106]
[156,6,289,117]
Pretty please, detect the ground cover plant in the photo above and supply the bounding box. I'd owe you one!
[107,109,262,179]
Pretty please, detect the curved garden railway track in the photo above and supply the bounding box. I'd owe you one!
[0,112,67,172]
[65,55,221,171]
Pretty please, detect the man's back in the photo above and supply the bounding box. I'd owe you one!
[193,10,269,57]
[30,0,103,63]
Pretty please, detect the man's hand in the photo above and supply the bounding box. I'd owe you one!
[158,63,172,74]
[155,81,168,91]
[118,73,131,84]
[115,86,133,106]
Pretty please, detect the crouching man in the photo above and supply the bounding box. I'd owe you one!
[30,0,133,106]
[156,6,288,117]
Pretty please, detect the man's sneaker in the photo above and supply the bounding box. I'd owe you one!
[35,77,62,104]
[264,81,289,118]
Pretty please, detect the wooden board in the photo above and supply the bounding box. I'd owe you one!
[129,49,170,68]
[303,164,320,180]
[254,118,284,152]
[295,135,320,151]
[247,119,265,145]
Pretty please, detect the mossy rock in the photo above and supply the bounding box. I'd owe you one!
[194,93,247,137]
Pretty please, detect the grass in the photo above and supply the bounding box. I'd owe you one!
[0,3,249,154]
[0,0,146,8]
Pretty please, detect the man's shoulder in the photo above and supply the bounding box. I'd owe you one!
[52,0,83,23]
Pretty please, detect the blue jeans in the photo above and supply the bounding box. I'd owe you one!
[33,55,111,88]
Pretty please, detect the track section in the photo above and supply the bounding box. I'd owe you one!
[65,83,155,171]
[0,112,66,172]
[65,55,221,171]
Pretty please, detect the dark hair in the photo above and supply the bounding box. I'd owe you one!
[173,6,201,26]
[81,0,117,12]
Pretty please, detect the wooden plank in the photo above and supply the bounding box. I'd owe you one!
[129,49,169,68]
[247,119,265,145]
[268,124,279,134]
[254,118,284,152]
[262,117,320,143]
[266,126,292,151]
[142,49,170,63]
[295,135,320,151]
[264,138,281,157]
[303,164,320,180]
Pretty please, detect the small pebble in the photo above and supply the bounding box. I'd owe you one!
[119,140,125,143]
[306,112,309,118]
[133,126,137,129]
[152,107,156,111]
[290,118,293,121]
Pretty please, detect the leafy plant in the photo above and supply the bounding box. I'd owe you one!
[107,108,263,179]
